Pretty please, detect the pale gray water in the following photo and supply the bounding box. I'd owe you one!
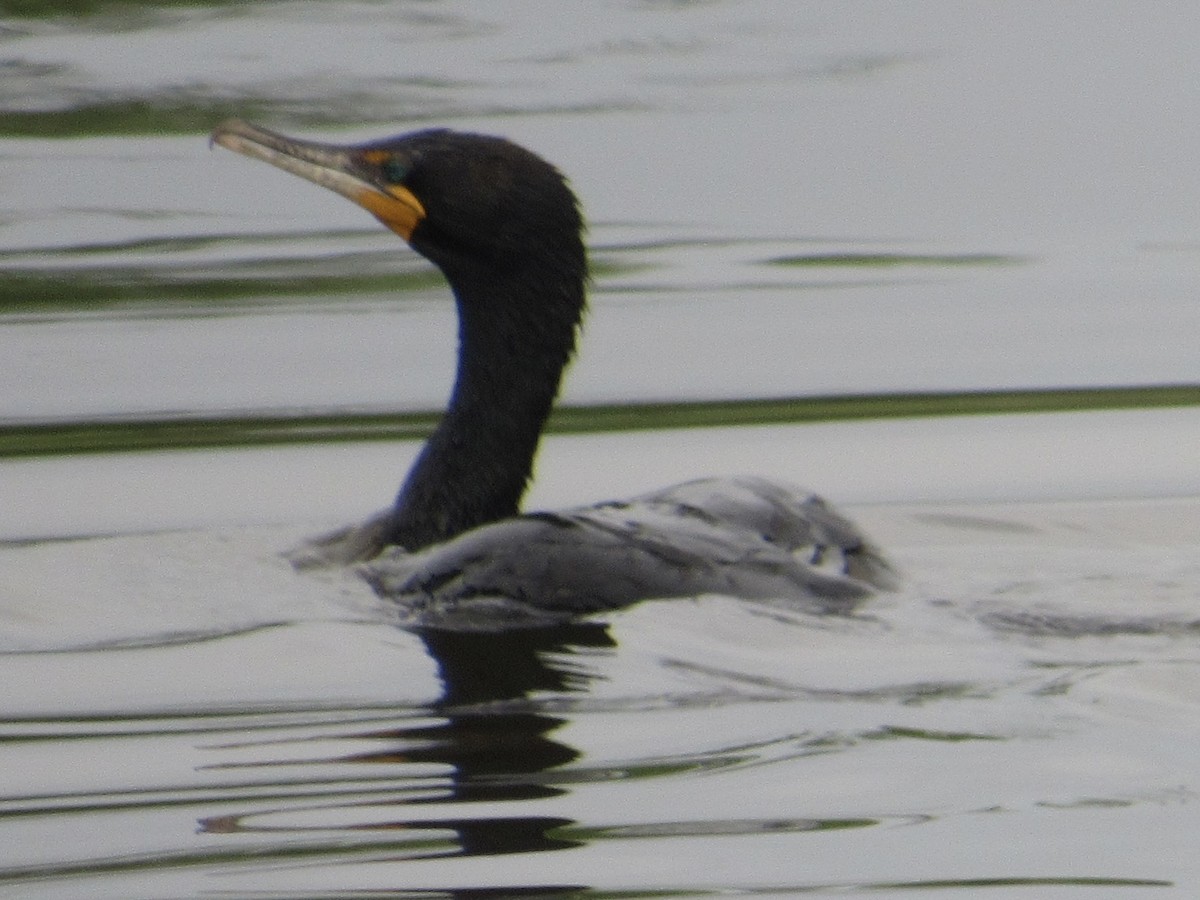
[2,1,1199,896]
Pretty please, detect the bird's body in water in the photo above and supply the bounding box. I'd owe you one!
[211,119,894,628]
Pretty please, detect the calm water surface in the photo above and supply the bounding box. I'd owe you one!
[2,2,1199,897]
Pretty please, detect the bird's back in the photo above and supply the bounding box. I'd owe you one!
[359,477,895,629]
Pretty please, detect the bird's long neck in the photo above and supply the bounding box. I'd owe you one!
[382,263,584,551]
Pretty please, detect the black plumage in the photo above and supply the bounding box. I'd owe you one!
[211,119,894,627]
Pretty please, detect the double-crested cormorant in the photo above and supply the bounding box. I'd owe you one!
[211,119,894,627]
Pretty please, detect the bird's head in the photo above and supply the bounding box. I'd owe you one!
[211,119,585,286]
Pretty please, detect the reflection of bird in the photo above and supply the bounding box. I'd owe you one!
[211,119,894,627]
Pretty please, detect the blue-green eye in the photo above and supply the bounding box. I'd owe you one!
[382,158,409,183]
